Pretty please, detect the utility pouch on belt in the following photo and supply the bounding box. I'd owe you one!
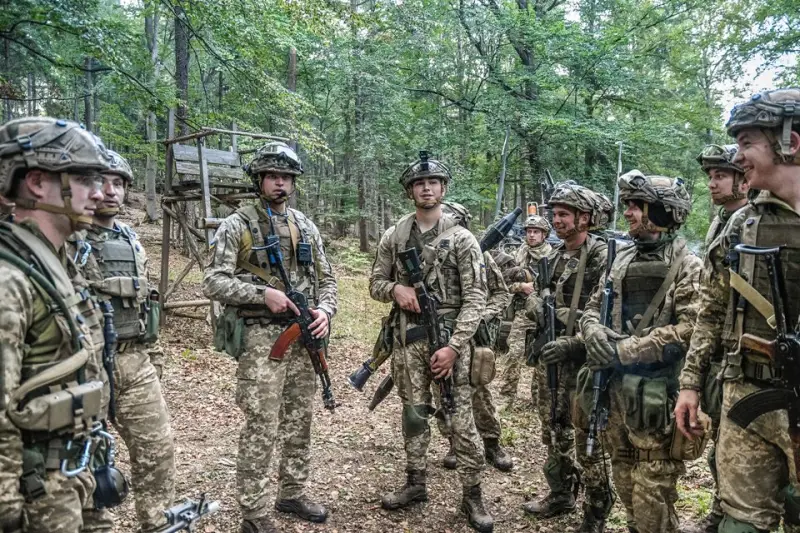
[213,306,246,360]
[470,345,496,387]
[9,380,103,433]
[621,374,671,431]
[142,290,160,344]
[701,360,723,423]
[669,410,711,461]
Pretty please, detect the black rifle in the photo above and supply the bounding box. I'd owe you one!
[156,496,220,533]
[99,300,118,424]
[537,256,558,434]
[263,238,336,411]
[726,245,800,477]
[586,238,617,455]
[398,247,455,428]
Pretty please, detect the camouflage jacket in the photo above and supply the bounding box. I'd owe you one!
[484,251,510,322]
[507,241,552,294]
[680,192,800,390]
[582,237,702,366]
[202,204,337,320]
[0,221,105,524]
[369,212,487,358]
[703,205,741,252]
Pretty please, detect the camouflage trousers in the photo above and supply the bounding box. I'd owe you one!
[391,339,484,487]
[235,324,316,520]
[717,379,800,532]
[498,315,539,406]
[22,469,113,533]
[537,360,611,513]
[604,377,684,533]
[437,382,502,440]
[112,343,175,532]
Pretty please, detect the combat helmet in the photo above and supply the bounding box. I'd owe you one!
[726,88,800,160]
[547,180,596,214]
[399,150,452,189]
[591,191,614,230]
[0,117,112,227]
[442,201,471,229]
[523,214,551,234]
[697,144,746,203]
[618,170,690,232]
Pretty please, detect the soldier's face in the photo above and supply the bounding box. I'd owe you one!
[260,172,295,203]
[410,178,444,209]
[98,173,126,215]
[551,205,588,238]
[623,200,653,238]
[67,172,104,219]
[735,128,800,190]
[526,228,545,246]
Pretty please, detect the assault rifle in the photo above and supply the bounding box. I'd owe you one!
[398,247,456,428]
[156,496,220,533]
[726,245,800,477]
[264,237,336,411]
[537,256,559,435]
[99,300,117,424]
[586,238,617,455]
[351,208,523,399]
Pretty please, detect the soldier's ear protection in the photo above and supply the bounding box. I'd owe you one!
[93,431,129,509]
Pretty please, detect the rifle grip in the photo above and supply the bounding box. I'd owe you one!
[740,333,776,359]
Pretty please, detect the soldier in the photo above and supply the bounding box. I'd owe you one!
[0,117,120,533]
[497,214,553,411]
[522,182,612,533]
[582,172,700,533]
[369,152,492,532]
[202,142,337,533]
[438,201,513,473]
[68,150,176,532]
[693,143,749,532]
[674,88,800,533]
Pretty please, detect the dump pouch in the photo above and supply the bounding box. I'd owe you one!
[142,290,160,344]
[669,409,711,461]
[213,306,246,360]
[470,345,496,387]
[9,380,103,433]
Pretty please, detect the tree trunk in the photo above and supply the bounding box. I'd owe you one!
[287,47,299,209]
[174,2,190,136]
[3,38,11,121]
[83,57,93,131]
[144,0,160,221]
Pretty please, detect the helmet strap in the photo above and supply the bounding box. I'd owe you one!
[13,172,93,230]
[641,203,670,234]
[763,128,800,165]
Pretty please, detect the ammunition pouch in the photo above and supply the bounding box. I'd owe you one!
[142,290,160,344]
[620,373,674,432]
[701,360,724,423]
[470,345,496,387]
[524,328,538,367]
[402,404,430,438]
[8,379,103,434]
[669,410,711,461]
[495,320,512,353]
[213,306,246,360]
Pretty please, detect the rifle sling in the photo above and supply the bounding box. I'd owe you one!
[235,259,285,292]
[729,269,777,330]
[633,244,687,337]
[565,246,588,336]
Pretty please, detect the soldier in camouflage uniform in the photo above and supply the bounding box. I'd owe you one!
[583,172,701,533]
[522,183,612,533]
[675,89,800,533]
[369,153,492,532]
[438,202,513,473]
[497,214,552,411]
[692,144,749,533]
[67,150,176,532]
[0,117,119,533]
[202,142,337,533]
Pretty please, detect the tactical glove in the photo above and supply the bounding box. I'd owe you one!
[540,337,585,365]
[584,324,623,370]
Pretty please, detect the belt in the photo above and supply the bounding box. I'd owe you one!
[613,446,671,463]
[243,317,291,327]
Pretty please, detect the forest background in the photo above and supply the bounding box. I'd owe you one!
[2,0,799,246]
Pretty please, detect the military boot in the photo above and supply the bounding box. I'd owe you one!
[575,506,606,533]
[442,437,457,470]
[275,496,328,523]
[461,484,494,532]
[697,509,723,532]
[483,438,513,472]
[241,516,278,533]
[381,470,428,510]
[522,491,576,518]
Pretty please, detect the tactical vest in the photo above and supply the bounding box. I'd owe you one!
[547,242,593,335]
[722,206,800,345]
[622,259,672,335]
[88,226,149,341]
[0,223,105,456]
[234,204,319,315]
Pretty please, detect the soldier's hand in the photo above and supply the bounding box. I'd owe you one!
[541,337,583,364]
[520,282,534,296]
[524,295,544,323]
[308,308,330,339]
[431,346,458,379]
[393,285,420,313]
[264,287,300,315]
[674,389,705,440]
[584,324,620,370]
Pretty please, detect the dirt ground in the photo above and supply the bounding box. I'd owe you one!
[110,194,715,533]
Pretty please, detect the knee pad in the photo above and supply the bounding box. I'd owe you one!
[402,404,430,438]
[718,515,768,533]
